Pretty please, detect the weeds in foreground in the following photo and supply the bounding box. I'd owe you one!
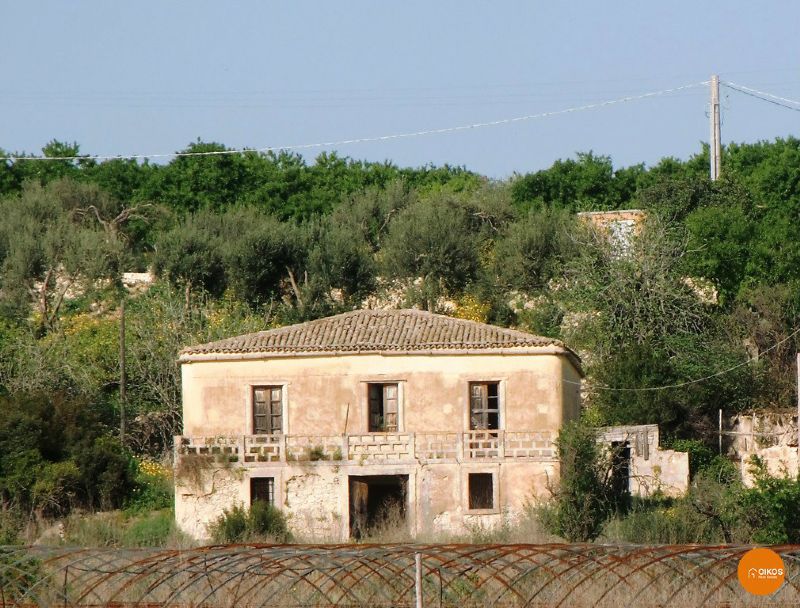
[32,509,193,549]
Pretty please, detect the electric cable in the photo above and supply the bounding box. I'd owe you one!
[564,326,800,392]
[0,82,708,163]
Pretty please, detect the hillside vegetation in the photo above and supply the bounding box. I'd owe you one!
[1,137,799,543]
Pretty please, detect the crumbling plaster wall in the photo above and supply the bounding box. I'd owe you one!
[175,459,557,542]
[174,464,246,540]
[629,447,689,497]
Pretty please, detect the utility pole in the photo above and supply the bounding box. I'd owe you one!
[119,298,127,446]
[709,74,721,181]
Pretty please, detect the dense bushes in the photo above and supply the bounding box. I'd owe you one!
[539,422,800,545]
[209,501,291,544]
[738,458,800,544]
[0,393,136,517]
[537,421,618,542]
[601,456,800,545]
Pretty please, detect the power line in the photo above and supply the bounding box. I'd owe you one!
[721,81,800,113]
[0,81,707,163]
[565,326,800,392]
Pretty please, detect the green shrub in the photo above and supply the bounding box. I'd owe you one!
[602,458,800,545]
[31,460,80,517]
[74,436,136,510]
[739,457,800,544]
[537,420,615,541]
[0,548,42,603]
[601,498,722,544]
[701,455,740,485]
[43,510,187,549]
[248,500,291,542]
[209,502,291,543]
[210,504,248,543]
[0,509,22,545]
[126,459,173,514]
[308,446,327,461]
[62,512,127,547]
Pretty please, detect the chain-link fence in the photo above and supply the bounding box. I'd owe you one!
[2,543,798,607]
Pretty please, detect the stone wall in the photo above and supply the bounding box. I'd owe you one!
[725,411,799,486]
[598,424,689,497]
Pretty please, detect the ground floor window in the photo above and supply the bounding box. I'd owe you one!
[468,472,494,510]
[250,477,275,505]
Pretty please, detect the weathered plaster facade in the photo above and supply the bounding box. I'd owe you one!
[174,310,582,541]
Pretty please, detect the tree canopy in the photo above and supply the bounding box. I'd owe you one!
[1,136,800,531]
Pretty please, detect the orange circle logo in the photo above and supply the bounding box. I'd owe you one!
[738,548,785,595]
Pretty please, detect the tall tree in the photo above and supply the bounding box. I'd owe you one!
[381,194,479,310]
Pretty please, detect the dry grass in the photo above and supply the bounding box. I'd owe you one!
[30,510,196,549]
[347,500,560,545]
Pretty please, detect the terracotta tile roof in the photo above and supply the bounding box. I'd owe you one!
[180,309,577,360]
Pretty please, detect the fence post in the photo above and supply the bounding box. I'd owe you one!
[415,552,423,608]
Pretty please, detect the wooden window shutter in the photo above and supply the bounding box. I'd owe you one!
[253,386,282,434]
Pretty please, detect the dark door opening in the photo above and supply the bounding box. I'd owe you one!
[349,475,408,539]
[609,441,631,508]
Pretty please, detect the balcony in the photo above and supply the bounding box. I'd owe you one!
[175,430,555,466]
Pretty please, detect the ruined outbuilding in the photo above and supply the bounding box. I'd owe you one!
[577,209,647,255]
[174,309,583,540]
[597,424,689,497]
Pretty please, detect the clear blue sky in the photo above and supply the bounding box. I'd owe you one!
[1,1,798,177]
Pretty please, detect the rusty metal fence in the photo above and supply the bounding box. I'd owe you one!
[2,543,799,607]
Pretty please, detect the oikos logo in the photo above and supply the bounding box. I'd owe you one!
[738,548,785,595]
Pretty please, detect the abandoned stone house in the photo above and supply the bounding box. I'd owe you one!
[173,309,584,541]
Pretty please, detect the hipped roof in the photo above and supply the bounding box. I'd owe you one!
[180,309,582,371]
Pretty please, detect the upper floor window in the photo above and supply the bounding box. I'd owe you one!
[368,383,398,432]
[469,382,499,430]
[253,386,282,434]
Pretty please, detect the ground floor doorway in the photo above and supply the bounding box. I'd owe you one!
[610,441,632,507]
[348,474,408,539]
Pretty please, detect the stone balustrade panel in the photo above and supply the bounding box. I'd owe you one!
[176,431,556,464]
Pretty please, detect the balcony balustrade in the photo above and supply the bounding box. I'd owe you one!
[175,430,555,465]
